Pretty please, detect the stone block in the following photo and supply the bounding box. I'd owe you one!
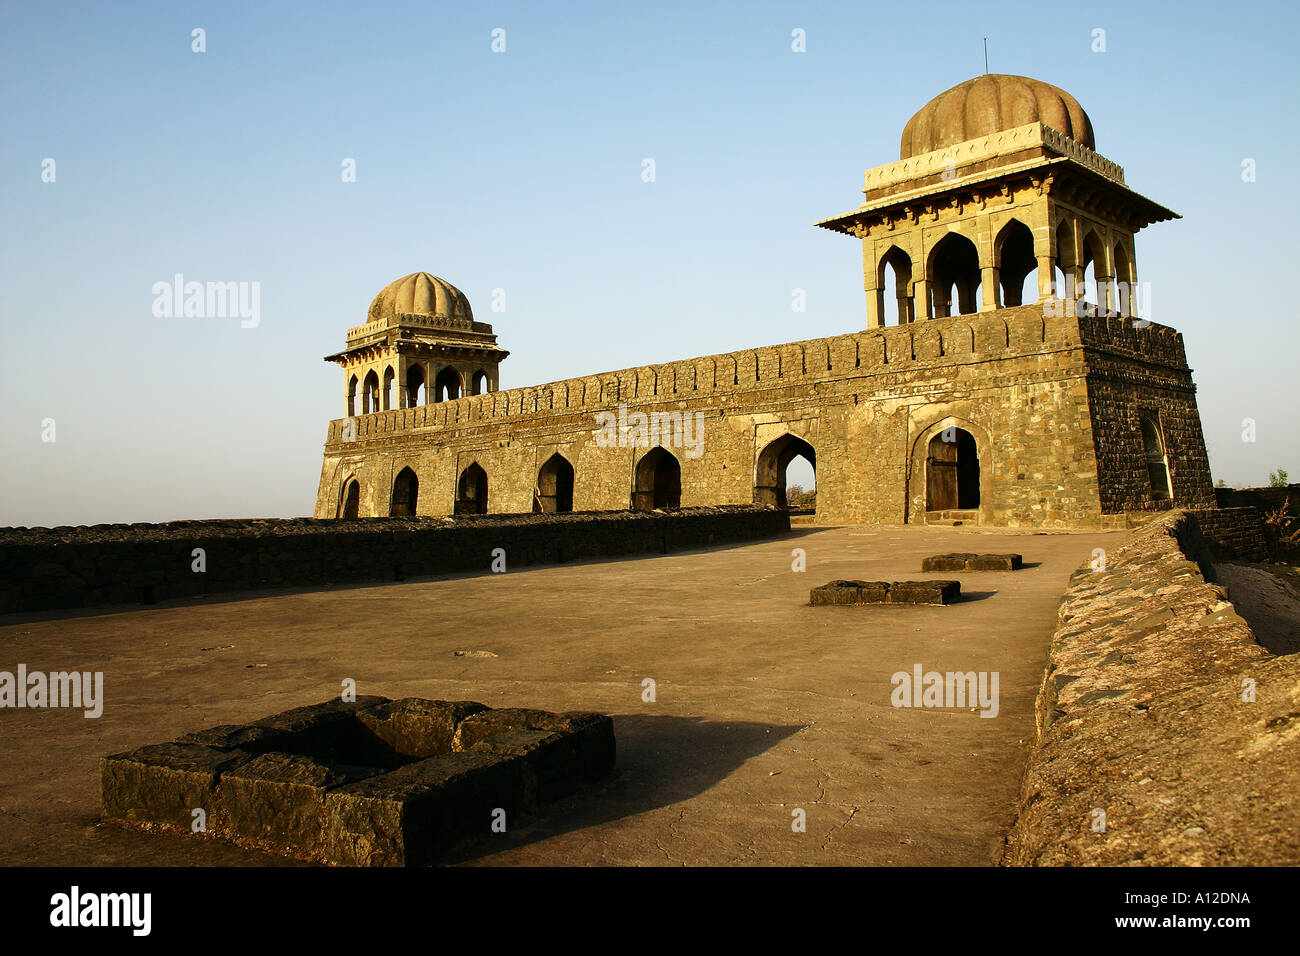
[100,743,252,831]
[920,553,978,572]
[810,580,871,605]
[921,553,1021,571]
[323,751,522,867]
[220,752,376,855]
[886,580,962,605]
[355,697,487,761]
[453,708,615,782]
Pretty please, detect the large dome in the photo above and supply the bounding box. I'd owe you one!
[899,74,1094,159]
[368,272,473,323]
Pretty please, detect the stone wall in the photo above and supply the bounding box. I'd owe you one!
[1002,511,1299,865]
[1079,316,1215,514]
[0,506,789,615]
[316,304,1215,529]
[1187,506,1269,562]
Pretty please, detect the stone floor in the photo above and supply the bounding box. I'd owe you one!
[0,524,1125,866]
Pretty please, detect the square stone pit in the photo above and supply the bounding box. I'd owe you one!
[100,696,615,865]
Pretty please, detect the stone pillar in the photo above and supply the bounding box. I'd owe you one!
[912,279,932,319]
[1036,253,1054,302]
[979,265,998,312]
[866,289,884,329]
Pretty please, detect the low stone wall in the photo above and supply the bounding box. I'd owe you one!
[1001,511,1300,865]
[0,506,790,615]
[1186,506,1269,561]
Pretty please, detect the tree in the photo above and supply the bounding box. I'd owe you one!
[1269,469,1289,488]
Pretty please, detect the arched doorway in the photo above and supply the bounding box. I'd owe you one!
[926,428,980,513]
[995,219,1037,307]
[339,478,360,519]
[928,232,982,317]
[877,246,914,325]
[632,447,681,510]
[434,367,461,402]
[535,453,575,513]
[362,371,380,414]
[405,367,425,408]
[471,369,488,395]
[391,467,418,516]
[754,434,816,511]
[1140,417,1171,500]
[455,462,488,514]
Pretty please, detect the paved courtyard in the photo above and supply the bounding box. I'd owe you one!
[0,524,1124,866]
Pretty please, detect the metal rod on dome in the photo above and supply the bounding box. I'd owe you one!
[983,38,989,74]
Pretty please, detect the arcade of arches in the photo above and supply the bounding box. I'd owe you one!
[869,216,1140,327]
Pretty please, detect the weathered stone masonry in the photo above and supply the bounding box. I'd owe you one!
[315,305,1213,528]
[315,74,1216,529]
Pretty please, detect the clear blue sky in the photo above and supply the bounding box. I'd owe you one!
[2,0,1296,526]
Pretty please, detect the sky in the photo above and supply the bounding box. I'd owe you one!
[1,0,1296,526]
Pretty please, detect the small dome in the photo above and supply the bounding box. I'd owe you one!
[900,74,1094,159]
[368,272,473,323]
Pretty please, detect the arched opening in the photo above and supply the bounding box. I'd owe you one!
[926,428,980,512]
[338,478,360,519]
[362,371,380,414]
[346,375,358,416]
[405,366,425,408]
[1081,230,1104,312]
[632,447,681,511]
[1054,221,1077,301]
[471,369,488,395]
[995,220,1037,307]
[455,462,488,514]
[382,367,395,411]
[755,434,817,512]
[534,453,575,513]
[390,467,418,516]
[878,246,914,325]
[928,232,982,317]
[434,367,462,403]
[1140,416,1171,500]
[1113,241,1135,315]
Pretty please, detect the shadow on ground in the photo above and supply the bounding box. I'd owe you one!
[443,714,804,865]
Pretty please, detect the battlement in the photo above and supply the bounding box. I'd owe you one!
[324,303,1184,447]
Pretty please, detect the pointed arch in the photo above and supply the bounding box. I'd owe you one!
[927,231,982,317]
[455,462,488,514]
[390,467,418,516]
[994,218,1037,307]
[338,477,360,519]
[754,433,817,511]
[632,447,681,510]
[534,453,575,513]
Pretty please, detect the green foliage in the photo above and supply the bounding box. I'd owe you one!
[1268,469,1289,488]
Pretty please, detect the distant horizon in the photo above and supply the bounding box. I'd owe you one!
[3,0,1295,526]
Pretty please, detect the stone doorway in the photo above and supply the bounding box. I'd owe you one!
[455,463,488,514]
[535,453,575,513]
[339,479,360,519]
[754,434,816,512]
[390,467,418,516]
[926,428,980,517]
[632,448,681,510]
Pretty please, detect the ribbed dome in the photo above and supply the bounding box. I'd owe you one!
[368,272,473,323]
[900,74,1094,159]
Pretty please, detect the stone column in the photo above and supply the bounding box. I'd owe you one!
[912,278,932,319]
[979,265,998,311]
[1036,253,1054,302]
